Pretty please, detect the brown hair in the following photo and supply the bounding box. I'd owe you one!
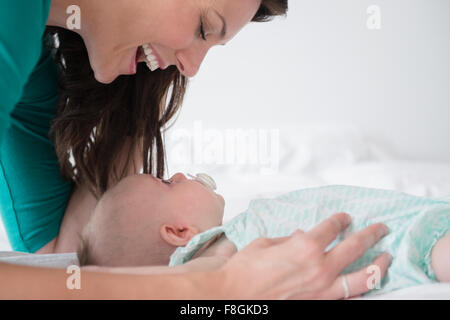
[48,0,288,200]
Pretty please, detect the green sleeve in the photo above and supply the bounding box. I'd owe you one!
[0,0,74,252]
[0,0,52,143]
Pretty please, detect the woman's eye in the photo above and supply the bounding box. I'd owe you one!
[200,20,207,41]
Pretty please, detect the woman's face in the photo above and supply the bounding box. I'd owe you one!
[82,0,261,83]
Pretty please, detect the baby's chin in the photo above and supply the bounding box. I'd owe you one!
[218,194,226,208]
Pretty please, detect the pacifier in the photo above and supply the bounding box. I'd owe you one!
[187,173,217,191]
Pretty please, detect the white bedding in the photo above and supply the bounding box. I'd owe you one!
[1,125,449,299]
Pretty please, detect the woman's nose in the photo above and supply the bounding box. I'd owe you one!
[175,47,209,78]
[170,172,187,182]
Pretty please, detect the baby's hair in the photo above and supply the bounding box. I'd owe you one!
[75,211,175,267]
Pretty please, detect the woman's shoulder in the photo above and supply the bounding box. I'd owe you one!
[0,0,53,139]
[0,0,52,78]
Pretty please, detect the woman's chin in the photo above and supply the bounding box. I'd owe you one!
[94,70,117,84]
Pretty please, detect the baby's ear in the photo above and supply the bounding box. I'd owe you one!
[160,224,200,247]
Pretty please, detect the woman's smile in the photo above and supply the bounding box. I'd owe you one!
[130,47,139,74]
[130,44,168,74]
[80,0,263,81]
[142,44,166,70]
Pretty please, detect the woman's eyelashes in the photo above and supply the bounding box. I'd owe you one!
[199,19,207,41]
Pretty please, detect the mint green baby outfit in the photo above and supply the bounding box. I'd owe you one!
[169,185,450,296]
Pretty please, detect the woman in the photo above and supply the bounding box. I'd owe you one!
[0,0,391,299]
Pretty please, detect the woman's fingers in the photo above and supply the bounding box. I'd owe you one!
[325,223,389,274]
[266,212,349,251]
[319,252,392,299]
[306,213,351,251]
[269,235,297,246]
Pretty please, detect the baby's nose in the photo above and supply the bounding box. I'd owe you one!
[171,172,187,182]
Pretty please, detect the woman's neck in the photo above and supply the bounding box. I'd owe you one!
[47,0,89,34]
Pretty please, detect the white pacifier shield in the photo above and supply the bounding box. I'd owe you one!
[187,173,217,191]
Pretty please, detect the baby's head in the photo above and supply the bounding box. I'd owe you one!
[77,173,225,267]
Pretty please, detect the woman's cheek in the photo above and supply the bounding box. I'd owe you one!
[158,28,194,51]
[156,12,198,50]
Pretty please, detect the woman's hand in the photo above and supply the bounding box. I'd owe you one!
[218,212,392,299]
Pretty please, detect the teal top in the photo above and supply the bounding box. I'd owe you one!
[0,0,73,252]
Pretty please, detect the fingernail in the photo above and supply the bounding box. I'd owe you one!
[344,213,352,225]
[378,225,389,238]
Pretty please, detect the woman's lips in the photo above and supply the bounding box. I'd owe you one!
[136,46,145,63]
[129,47,139,74]
[147,44,166,70]
[131,45,167,73]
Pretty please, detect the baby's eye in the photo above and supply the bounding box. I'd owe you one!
[162,179,172,185]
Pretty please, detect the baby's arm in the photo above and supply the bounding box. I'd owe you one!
[431,233,450,282]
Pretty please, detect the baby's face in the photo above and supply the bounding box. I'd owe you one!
[109,173,225,233]
[157,172,226,229]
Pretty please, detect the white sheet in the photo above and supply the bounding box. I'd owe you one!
[357,283,450,300]
[0,215,10,251]
[0,251,78,268]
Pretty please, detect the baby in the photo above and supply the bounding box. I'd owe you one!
[78,173,226,267]
[77,173,450,296]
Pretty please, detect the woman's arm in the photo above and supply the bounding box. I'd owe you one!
[0,262,221,299]
[81,256,229,275]
[0,213,391,299]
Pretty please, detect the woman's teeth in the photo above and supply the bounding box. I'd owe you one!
[142,43,160,71]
